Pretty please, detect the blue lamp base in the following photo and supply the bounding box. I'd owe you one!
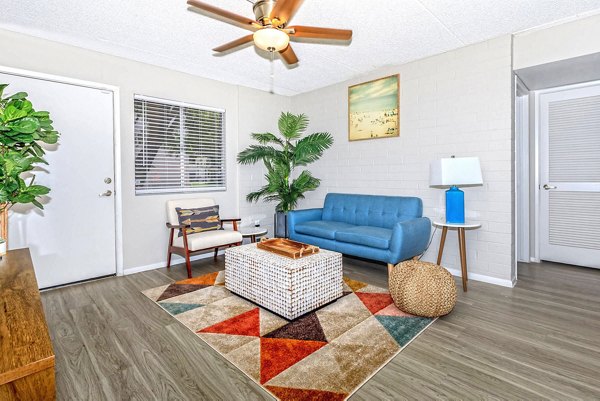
[445,186,465,223]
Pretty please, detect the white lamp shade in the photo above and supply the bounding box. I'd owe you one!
[253,28,289,52]
[430,157,483,187]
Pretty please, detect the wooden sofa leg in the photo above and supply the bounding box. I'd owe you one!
[387,263,394,275]
[214,247,219,261]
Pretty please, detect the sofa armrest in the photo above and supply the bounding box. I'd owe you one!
[287,208,323,235]
[389,217,431,263]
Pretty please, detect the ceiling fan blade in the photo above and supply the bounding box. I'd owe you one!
[270,0,304,26]
[288,26,352,41]
[213,34,255,52]
[279,45,299,65]
[187,0,260,30]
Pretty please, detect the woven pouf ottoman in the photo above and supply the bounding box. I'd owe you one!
[389,260,457,317]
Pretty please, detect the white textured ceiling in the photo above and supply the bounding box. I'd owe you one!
[2,0,600,95]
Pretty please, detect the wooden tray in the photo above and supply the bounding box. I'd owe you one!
[257,238,320,259]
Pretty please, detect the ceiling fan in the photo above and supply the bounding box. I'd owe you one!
[187,0,353,65]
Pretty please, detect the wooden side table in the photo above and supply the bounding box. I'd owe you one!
[433,220,481,292]
[239,227,268,243]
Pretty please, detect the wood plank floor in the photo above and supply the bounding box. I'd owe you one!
[41,256,600,400]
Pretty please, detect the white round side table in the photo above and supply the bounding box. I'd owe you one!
[238,226,268,243]
[433,220,481,292]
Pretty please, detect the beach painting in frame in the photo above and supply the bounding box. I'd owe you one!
[348,74,399,141]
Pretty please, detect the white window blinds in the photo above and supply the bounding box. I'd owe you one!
[134,95,226,194]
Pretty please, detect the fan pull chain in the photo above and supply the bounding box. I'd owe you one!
[269,50,275,94]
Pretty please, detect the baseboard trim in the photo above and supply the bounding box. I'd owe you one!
[443,267,515,288]
[123,250,225,276]
[124,252,516,288]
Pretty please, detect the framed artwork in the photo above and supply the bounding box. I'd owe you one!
[348,74,399,141]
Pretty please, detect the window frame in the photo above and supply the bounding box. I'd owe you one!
[133,94,227,195]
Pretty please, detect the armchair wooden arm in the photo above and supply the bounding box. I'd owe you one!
[220,218,241,231]
[166,222,189,229]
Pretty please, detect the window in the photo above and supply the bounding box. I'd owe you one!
[134,95,226,194]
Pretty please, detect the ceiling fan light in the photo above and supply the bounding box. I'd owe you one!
[253,28,289,52]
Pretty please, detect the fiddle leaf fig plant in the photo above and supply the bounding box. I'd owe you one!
[0,84,60,211]
[237,112,333,212]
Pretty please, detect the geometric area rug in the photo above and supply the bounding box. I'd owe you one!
[142,271,435,400]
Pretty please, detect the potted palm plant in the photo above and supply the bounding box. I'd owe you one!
[0,84,60,254]
[237,112,333,237]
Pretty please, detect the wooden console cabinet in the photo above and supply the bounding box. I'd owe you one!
[0,249,55,400]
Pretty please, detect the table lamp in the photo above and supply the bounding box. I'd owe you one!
[430,156,483,224]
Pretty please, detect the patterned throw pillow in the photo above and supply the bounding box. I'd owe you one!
[176,205,220,237]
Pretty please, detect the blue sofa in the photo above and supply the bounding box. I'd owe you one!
[288,193,431,267]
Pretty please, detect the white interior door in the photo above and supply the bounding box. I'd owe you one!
[539,83,600,269]
[1,71,117,288]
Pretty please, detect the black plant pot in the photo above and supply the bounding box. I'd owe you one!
[274,211,288,238]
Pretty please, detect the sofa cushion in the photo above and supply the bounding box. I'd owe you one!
[294,221,356,240]
[322,193,423,229]
[335,226,393,249]
[172,229,242,251]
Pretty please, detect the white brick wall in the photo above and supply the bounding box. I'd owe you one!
[282,36,515,284]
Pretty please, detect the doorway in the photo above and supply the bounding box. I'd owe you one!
[515,78,600,270]
[537,83,600,268]
[1,69,120,288]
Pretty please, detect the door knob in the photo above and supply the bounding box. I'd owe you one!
[543,184,557,190]
[99,190,113,197]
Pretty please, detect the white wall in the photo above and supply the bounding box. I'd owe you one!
[0,28,288,272]
[287,36,515,285]
[513,13,600,70]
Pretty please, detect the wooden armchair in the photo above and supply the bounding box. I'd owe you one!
[166,198,242,278]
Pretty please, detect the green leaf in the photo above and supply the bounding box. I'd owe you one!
[27,185,50,196]
[30,142,46,157]
[14,193,35,204]
[14,133,34,143]
[39,119,53,129]
[31,199,44,209]
[3,159,15,175]
[278,112,308,140]
[31,111,49,118]
[8,92,28,100]
[0,136,18,146]
[21,100,33,113]
[251,132,283,146]
[11,117,40,134]
[293,132,333,166]
[5,178,19,192]
[30,156,48,165]
[0,84,8,98]
[14,156,34,172]
[40,131,59,144]
[237,145,278,165]
[2,105,28,122]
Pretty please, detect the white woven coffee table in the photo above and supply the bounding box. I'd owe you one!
[225,243,343,320]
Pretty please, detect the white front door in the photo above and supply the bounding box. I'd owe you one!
[539,83,600,269]
[1,71,117,288]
